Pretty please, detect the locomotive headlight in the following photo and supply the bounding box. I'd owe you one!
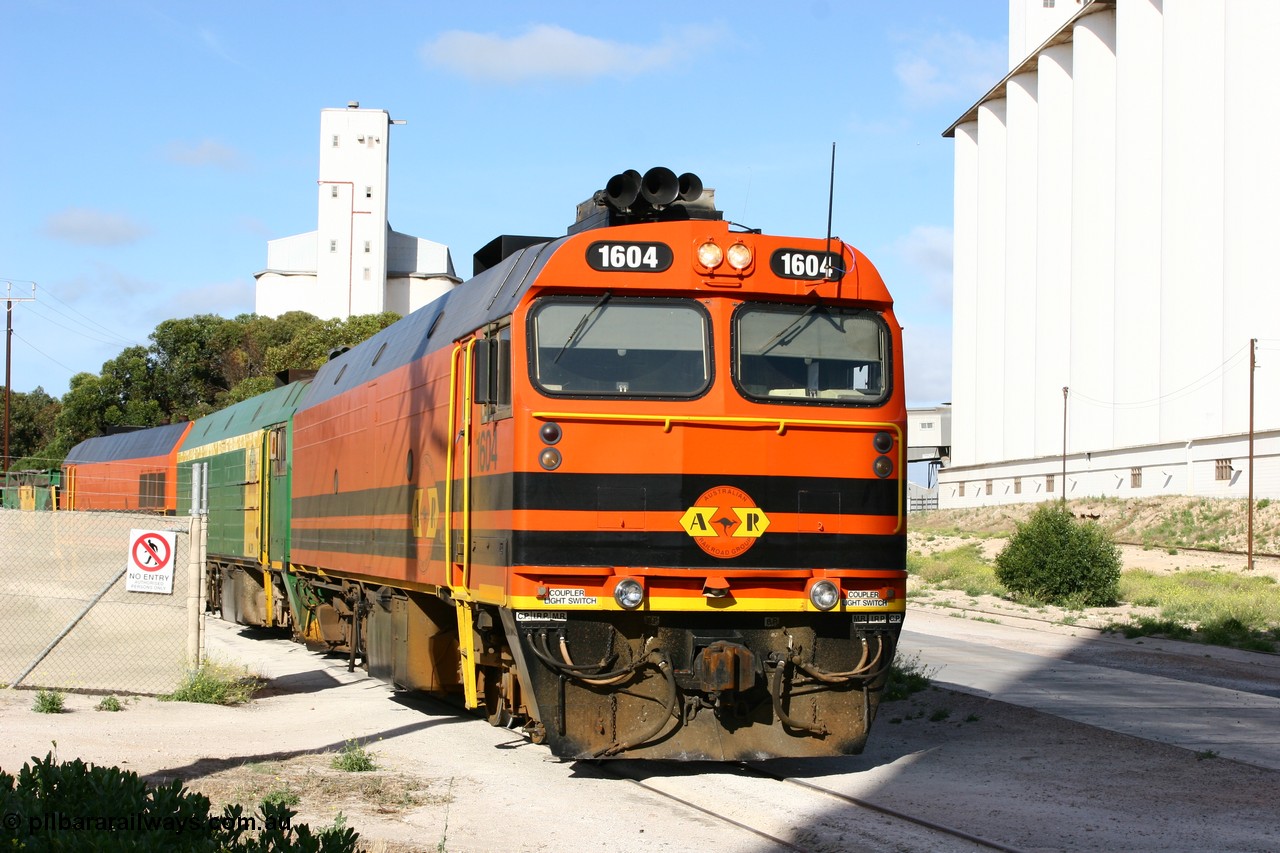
[726,242,753,270]
[696,241,723,269]
[808,579,840,612]
[873,455,893,478]
[613,577,645,610]
[539,447,563,470]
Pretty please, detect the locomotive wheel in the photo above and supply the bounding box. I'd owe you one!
[483,669,514,727]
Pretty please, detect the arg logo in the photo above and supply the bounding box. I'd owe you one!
[679,485,771,559]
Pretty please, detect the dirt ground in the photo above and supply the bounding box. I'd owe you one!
[2,514,1277,851]
[907,522,1280,634]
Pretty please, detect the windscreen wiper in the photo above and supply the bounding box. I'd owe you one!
[555,291,611,363]
[761,303,821,355]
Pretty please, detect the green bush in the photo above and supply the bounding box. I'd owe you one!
[0,752,359,852]
[994,504,1121,606]
[161,661,262,706]
[32,690,64,714]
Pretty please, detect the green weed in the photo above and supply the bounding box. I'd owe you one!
[331,739,377,773]
[161,660,262,706]
[32,690,64,714]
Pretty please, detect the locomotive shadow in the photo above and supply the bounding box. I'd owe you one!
[144,714,463,787]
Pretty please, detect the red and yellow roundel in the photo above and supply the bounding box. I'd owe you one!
[678,485,771,559]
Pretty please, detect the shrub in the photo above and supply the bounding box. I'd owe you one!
[331,739,377,773]
[0,752,359,852]
[994,504,1121,607]
[32,690,64,714]
[162,661,262,706]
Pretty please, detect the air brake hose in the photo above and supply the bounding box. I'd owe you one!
[594,656,679,757]
[770,658,828,735]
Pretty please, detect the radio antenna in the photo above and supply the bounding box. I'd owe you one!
[824,142,836,279]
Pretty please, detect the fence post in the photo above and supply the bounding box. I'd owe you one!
[186,465,208,670]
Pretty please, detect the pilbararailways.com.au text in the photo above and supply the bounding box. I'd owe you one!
[5,811,290,835]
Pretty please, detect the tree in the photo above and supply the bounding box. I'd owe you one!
[40,311,399,458]
[993,503,1122,607]
[3,386,60,468]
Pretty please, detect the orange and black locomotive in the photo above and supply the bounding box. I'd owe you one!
[64,168,907,760]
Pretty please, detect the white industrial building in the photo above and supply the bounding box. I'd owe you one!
[940,0,1280,507]
[255,103,459,319]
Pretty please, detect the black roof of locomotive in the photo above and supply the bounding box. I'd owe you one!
[63,420,191,464]
[299,235,567,411]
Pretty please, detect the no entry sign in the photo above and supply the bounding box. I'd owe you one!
[125,529,177,594]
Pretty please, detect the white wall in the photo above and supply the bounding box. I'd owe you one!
[1112,0,1163,449]
[1004,73,1038,462]
[975,100,1008,464]
[944,1,1280,507]
[951,124,980,467]
[1009,0,1084,68]
[1034,44,1073,458]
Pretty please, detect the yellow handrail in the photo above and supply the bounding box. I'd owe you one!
[530,410,906,534]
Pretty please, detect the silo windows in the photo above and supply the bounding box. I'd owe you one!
[332,135,339,147]
[1215,459,1232,481]
[329,239,337,253]
[365,186,373,198]
[1014,477,1022,495]
[1131,468,1142,488]
[364,241,371,253]
[1046,474,1055,493]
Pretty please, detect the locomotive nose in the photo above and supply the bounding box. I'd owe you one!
[692,640,757,694]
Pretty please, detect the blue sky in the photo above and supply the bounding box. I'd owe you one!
[1,0,1007,407]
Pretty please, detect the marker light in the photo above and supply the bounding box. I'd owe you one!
[809,579,840,612]
[539,448,563,470]
[613,578,645,610]
[873,456,893,478]
[726,242,753,270]
[540,422,563,445]
[696,241,724,269]
[873,431,894,454]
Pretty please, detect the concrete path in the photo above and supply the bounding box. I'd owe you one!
[899,607,1280,771]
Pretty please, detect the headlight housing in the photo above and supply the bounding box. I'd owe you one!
[808,579,840,611]
[613,577,645,610]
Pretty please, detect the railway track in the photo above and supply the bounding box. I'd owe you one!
[585,758,1029,853]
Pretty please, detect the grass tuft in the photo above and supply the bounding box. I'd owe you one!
[33,689,65,714]
[908,544,1006,598]
[882,653,935,702]
[161,660,262,706]
[331,739,377,773]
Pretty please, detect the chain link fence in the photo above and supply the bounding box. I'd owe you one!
[0,508,206,695]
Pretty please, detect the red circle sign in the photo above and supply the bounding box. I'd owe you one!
[131,533,171,573]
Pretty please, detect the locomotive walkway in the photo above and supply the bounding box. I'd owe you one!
[899,607,1280,771]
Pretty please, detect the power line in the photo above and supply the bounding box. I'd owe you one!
[11,331,81,377]
[1069,343,1249,410]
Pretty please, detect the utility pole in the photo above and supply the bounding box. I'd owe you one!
[1061,386,1069,505]
[3,281,37,474]
[1248,338,1257,571]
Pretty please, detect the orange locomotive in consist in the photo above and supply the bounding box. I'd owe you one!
[282,168,906,759]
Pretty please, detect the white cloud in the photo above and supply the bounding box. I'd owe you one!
[894,31,1004,108]
[43,208,149,247]
[164,139,245,171]
[421,24,716,83]
[893,224,953,307]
